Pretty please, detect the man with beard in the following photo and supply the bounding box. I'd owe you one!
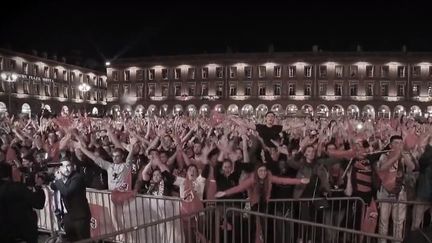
[51,159,91,241]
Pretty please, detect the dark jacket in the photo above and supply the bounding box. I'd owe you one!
[52,171,91,220]
[0,180,45,242]
[417,145,432,201]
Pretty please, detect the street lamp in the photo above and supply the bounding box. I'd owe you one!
[78,83,91,114]
[0,71,18,114]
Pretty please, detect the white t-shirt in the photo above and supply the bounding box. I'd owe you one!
[94,158,132,191]
[174,175,206,201]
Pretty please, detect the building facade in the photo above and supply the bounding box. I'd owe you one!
[105,51,432,119]
[0,49,108,116]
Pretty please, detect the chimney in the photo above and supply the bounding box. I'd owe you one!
[356,44,362,52]
[42,51,48,59]
[402,45,407,53]
[312,45,319,53]
[61,57,66,63]
[31,50,38,56]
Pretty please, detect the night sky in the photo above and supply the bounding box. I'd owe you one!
[1,0,431,70]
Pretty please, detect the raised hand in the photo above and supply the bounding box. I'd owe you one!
[215,191,226,198]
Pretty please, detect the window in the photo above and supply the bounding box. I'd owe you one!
[202,67,209,79]
[380,83,389,96]
[319,83,327,96]
[136,85,143,97]
[259,66,266,78]
[71,87,76,99]
[112,71,118,81]
[288,66,296,77]
[229,67,237,78]
[397,66,407,78]
[161,84,169,96]
[63,70,67,81]
[43,67,49,78]
[244,66,252,79]
[23,81,29,94]
[0,57,3,70]
[188,68,196,79]
[335,83,342,96]
[33,83,40,95]
[397,83,405,96]
[412,66,421,78]
[188,83,195,96]
[366,65,374,78]
[44,85,50,96]
[71,72,76,82]
[381,66,389,78]
[174,68,181,79]
[216,83,223,96]
[148,84,155,96]
[201,83,208,96]
[79,73,83,82]
[63,86,68,98]
[162,69,168,80]
[245,85,252,96]
[148,69,155,80]
[350,83,358,96]
[53,85,58,97]
[319,65,327,78]
[412,83,420,96]
[136,70,143,80]
[53,69,58,79]
[304,83,311,96]
[273,83,281,95]
[216,67,224,78]
[123,85,130,95]
[112,85,119,97]
[174,83,181,96]
[366,83,374,96]
[9,59,16,70]
[429,67,432,77]
[22,62,28,74]
[335,65,344,78]
[274,66,281,77]
[229,84,237,96]
[259,85,266,96]
[429,83,432,96]
[350,65,358,78]
[304,66,312,78]
[124,70,130,81]
[288,83,296,95]
[33,64,39,76]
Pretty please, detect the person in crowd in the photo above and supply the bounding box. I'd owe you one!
[50,159,91,241]
[0,162,45,243]
[377,135,416,243]
[215,163,309,242]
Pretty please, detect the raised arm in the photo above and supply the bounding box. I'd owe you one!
[75,142,111,171]
[270,174,308,185]
[230,116,256,130]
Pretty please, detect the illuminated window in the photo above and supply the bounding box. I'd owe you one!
[288,66,296,77]
[335,65,344,78]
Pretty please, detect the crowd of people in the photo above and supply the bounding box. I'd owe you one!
[1,107,432,242]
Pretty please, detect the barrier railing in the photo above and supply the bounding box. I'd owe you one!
[37,188,182,240]
[75,207,217,243]
[376,199,432,241]
[224,207,402,243]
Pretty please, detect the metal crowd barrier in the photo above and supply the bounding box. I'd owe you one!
[376,199,432,241]
[37,188,182,240]
[204,196,366,232]
[75,207,217,243]
[224,207,402,243]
